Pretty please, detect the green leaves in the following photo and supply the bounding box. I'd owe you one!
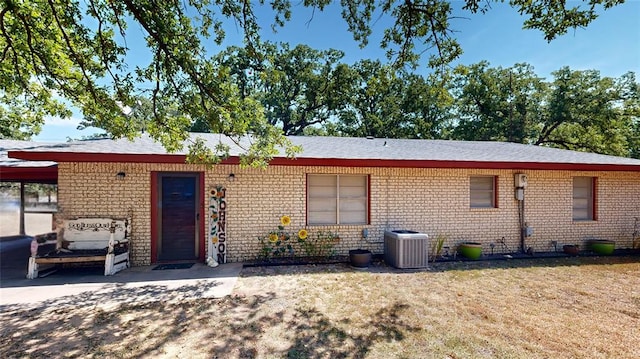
[0,0,630,164]
[1,0,134,143]
[451,62,639,158]
[206,42,351,136]
[451,61,545,143]
[510,0,625,41]
[537,67,638,156]
[337,60,453,139]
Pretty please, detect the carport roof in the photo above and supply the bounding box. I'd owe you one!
[0,140,58,183]
[7,133,640,171]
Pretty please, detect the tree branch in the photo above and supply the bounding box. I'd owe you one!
[535,118,565,145]
[87,0,125,98]
[12,7,77,99]
[0,5,11,63]
[46,0,99,102]
[122,0,219,110]
[0,4,23,85]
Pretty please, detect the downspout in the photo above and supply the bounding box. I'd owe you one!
[519,190,525,253]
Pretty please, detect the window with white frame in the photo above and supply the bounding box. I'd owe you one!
[470,176,497,208]
[307,174,368,225]
[573,177,596,220]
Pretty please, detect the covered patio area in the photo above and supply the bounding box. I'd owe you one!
[1,140,58,237]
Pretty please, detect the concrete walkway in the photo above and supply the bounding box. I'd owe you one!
[1,235,244,310]
[1,261,243,310]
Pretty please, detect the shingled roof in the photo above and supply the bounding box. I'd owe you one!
[7,133,640,171]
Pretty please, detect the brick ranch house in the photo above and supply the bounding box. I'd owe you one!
[7,134,640,266]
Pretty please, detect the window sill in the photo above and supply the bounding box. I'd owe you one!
[307,224,368,228]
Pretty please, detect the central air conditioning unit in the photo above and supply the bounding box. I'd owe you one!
[384,230,429,269]
[515,173,528,188]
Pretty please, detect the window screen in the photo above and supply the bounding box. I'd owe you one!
[308,174,368,225]
[573,177,595,220]
[470,176,496,208]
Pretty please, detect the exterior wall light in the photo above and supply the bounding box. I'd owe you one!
[116,172,126,180]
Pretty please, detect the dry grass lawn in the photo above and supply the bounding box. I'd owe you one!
[1,256,639,358]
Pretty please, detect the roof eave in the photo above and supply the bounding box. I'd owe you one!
[269,158,640,171]
[0,165,58,183]
[9,151,640,171]
[8,150,189,164]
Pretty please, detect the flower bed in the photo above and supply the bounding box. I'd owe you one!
[257,215,340,262]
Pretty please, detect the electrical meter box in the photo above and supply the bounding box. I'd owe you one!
[515,173,528,188]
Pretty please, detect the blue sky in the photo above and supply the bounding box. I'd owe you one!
[33,1,640,142]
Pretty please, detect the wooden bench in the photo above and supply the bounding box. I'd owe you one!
[27,218,131,279]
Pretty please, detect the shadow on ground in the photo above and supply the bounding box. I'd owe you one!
[0,284,421,358]
[0,283,242,358]
[0,276,223,311]
[283,303,421,359]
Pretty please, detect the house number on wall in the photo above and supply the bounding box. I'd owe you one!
[208,186,227,265]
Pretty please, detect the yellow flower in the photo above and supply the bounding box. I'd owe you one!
[298,229,308,240]
[280,215,291,226]
[269,233,278,243]
[211,236,218,243]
